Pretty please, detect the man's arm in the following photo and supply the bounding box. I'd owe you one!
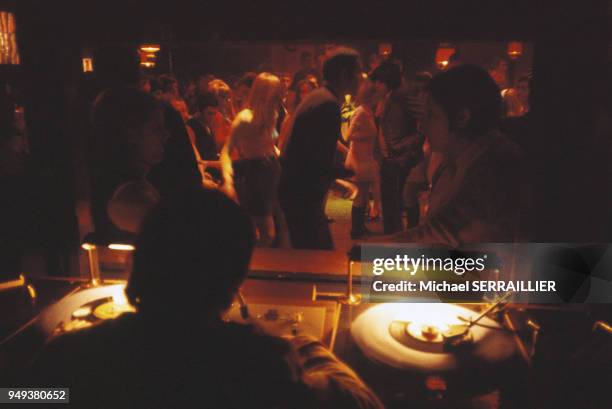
[288,336,385,409]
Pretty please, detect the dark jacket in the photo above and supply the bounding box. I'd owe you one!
[280,86,345,198]
[28,314,383,409]
[148,104,202,197]
[374,89,423,169]
[187,117,218,161]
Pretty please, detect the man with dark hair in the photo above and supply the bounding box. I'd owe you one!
[187,92,219,161]
[370,61,424,234]
[185,92,221,182]
[390,65,525,246]
[280,47,362,249]
[29,188,383,409]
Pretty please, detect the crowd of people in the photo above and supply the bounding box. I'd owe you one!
[84,46,531,251]
[4,41,610,409]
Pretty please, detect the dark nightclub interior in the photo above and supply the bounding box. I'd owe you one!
[0,0,611,408]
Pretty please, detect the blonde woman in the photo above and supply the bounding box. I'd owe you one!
[221,73,283,245]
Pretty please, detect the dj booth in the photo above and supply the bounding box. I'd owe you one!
[1,247,609,408]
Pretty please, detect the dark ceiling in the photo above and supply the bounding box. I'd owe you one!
[8,0,609,45]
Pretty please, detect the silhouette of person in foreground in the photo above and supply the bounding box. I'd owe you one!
[29,187,383,409]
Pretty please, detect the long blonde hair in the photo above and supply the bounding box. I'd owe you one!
[246,73,282,135]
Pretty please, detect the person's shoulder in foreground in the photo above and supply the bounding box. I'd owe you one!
[28,187,384,409]
[29,313,384,409]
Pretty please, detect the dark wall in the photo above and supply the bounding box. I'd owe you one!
[529,1,610,241]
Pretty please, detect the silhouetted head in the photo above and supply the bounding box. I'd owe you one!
[157,74,179,98]
[370,60,402,94]
[322,47,362,97]
[196,92,220,127]
[126,187,256,322]
[424,65,502,154]
[92,87,167,176]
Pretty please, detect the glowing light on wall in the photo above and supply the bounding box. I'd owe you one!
[435,44,455,70]
[140,44,160,53]
[139,44,160,68]
[0,11,20,65]
[507,41,523,60]
[108,243,135,251]
[82,57,93,72]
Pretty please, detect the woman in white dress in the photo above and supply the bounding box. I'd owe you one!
[345,79,381,239]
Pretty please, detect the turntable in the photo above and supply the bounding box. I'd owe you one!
[38,283,136,336]
[350,303,516,371]
[337,301,528,405]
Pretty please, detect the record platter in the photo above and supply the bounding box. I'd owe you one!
[340,302,526,404]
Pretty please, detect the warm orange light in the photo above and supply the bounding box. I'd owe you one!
[94,299,135,320]
[507,41,523,60]
[108,243,135,251]
[0,11,20,65]
[378,43,392,57]
[62,319,92,332]
[425,376,447,391]
[139,44,160,68]
[26,284,37,300]
[82,57,93,73]
[435,44,455,70]
[395,303,467,343]
[81,243,96,251]
[72,306,92,318]
[0,274,25,291]
[140,44,160,53]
